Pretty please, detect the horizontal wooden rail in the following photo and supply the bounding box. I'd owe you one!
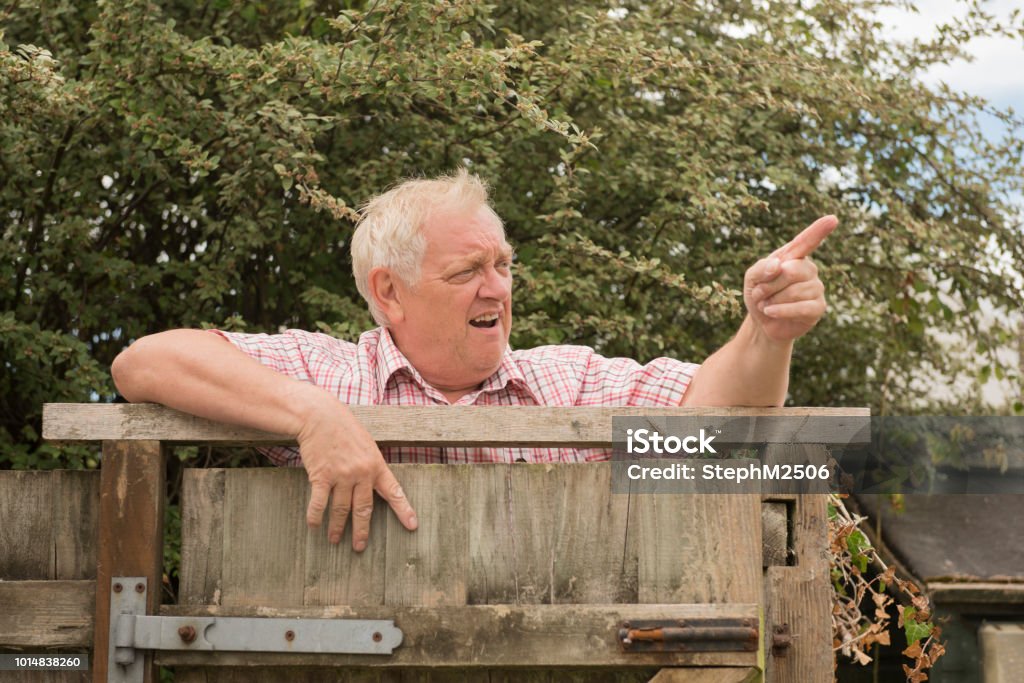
[0,580,95,647]
[43,403,869,446]
[155,603,759,668]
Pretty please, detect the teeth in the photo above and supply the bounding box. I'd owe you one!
[471,314,499,323]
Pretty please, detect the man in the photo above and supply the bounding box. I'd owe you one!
[112,169,834,551]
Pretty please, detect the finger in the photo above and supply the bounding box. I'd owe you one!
[772,215,838,261]
[749,259,818,301]
[745,256,783,287]
[327,485,352,544]
[306,480,331,529]
[376,468,418,531]
[761,299,827,320]
[759,280,824,309]
[350,481,375,552]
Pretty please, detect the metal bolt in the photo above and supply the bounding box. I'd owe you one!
[135,583,145,593]
[178,626,197,644]
[285,630,295,642]
[113,583,123,593]
[372,632,382,643]
[772,624,792,657]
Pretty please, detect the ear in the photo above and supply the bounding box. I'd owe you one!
[368,267,406,324]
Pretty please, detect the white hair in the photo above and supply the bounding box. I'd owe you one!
[351,168,504,325]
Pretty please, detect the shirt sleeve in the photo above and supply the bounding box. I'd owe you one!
[207,329,353,468]
[578,353,700,407]
[208,329,314,383]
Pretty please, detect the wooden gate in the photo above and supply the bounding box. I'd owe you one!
[0,404,867,682]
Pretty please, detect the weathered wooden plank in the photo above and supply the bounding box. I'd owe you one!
[53,471,100,580]
[384,465,469,607]
[184,464,763,607]
[93,440,166,683]
[43,404,870,445]
[980,622,1024,683]
[221,468,307,607]
[0,472,57,579]
[466,464,519,605]
[155,603,760,668]
[177,464,774,679]
[175,669,716,683]
[0,580,95,646]
[636,494,761,605]
[174,670,405,682]
[549,464,636,604]
[467,464,566,605]
[646,668,761,683]
[466,464,637,607]
[0,667,90,683]
[303,492,389,608]
[180,468,225,605]
[762,446,831,683]
[0,471,99,582]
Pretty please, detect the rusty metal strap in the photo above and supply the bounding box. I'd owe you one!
[618,618,759,653]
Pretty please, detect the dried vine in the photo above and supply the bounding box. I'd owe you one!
[829,494,947,681]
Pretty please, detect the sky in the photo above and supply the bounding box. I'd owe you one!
[876,0,1023,406]
[875,0,1024,142]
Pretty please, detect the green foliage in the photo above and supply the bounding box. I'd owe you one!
[3,0,1024,468]
[900,606,933,647]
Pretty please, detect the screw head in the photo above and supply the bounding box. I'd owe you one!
[178,625,197,644]
[113,583,123,593]
[372,632,382,643]
[285,630,295,642]
[135,582,145,593]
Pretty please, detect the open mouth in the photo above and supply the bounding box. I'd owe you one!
[469,313,499,329]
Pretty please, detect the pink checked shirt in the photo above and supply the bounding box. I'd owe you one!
[213,327,699,465]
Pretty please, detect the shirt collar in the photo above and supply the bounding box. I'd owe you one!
[373,327,537,404]
[374,326,424,392]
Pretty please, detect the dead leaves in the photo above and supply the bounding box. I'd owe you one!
[829,494,946,683]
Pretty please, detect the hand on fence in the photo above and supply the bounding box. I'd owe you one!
[297,402,418,550]
[743,214,837,343]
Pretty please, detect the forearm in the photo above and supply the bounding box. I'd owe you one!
[681,315,793,407]
[111,329,331,437]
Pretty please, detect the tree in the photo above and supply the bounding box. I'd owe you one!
[4,1,1022,676]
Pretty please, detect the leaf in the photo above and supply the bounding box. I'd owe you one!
[904,619,933,646]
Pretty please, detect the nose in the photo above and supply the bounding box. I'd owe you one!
[479,264,512,301]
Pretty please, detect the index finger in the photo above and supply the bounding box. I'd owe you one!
[772,215,838,261]
[376,468,418,531]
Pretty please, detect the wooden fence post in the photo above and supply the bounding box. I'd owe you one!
[93,440,166,683]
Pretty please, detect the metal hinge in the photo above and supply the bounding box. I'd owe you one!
[618,617,759,653]
[108,577,403,683]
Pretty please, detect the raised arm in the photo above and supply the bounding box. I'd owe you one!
[111,330,417,549]
[681,216,836,406]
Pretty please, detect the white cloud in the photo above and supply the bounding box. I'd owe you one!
[876,0,1024,105]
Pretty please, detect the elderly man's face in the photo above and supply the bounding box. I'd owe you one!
[387,204,513,400]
